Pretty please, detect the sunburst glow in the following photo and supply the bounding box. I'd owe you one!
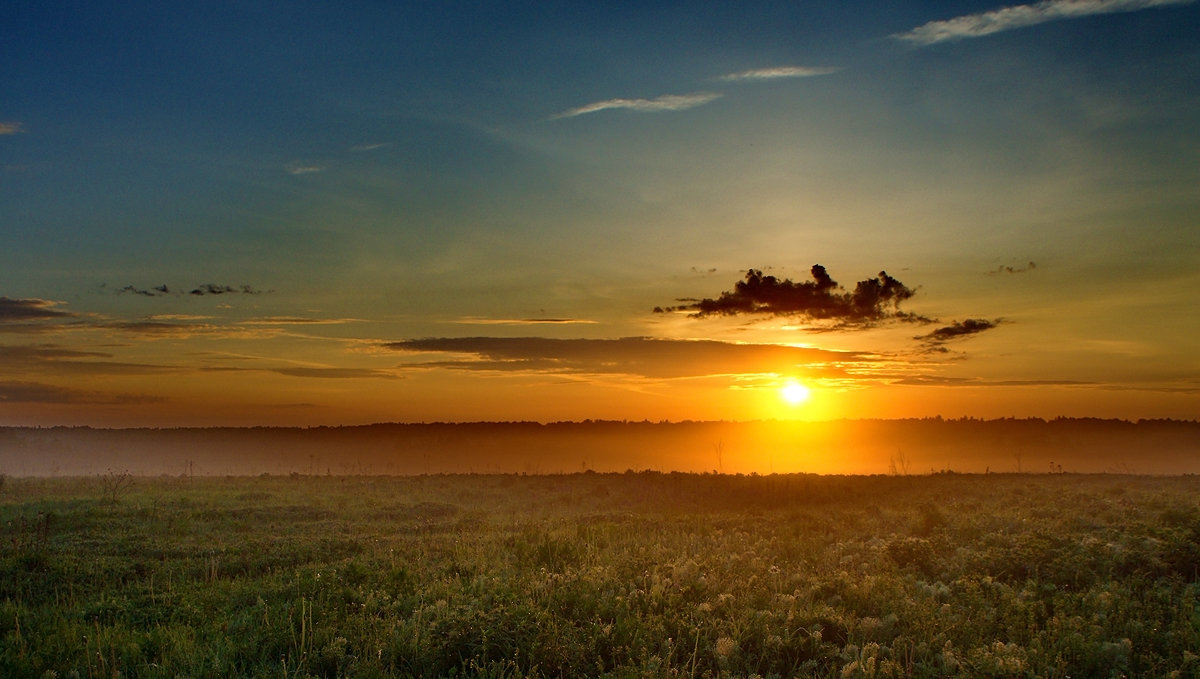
[781,380,811,405]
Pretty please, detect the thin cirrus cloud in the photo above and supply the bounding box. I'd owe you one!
[286,163,325,175]
[384,336,878,380]
[717,66,841,81]
[552,92,723,119]
[0,121,24,135]
[894,0,1197,46]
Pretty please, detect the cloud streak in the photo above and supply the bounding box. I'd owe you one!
[553,92,722,119]
[453,317,599,326]
[0,380,162,405]
[0,344,175,377]
[0,122,24,135]
[916,319,1002,348]
[656,266,924,326]
[384,336,877,380]
[718,66,841,81]
[895,0,1197,46]
[286,164,325,175]
[0,297,74,321]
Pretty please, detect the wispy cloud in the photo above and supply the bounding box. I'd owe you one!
[0,380,163,404]
[895,0,1197,46]
[286,163,325,175]
[384,336,877,380]
[0,122,25,135]
[453,317,599,326]
[916,318,1002,351]
[893,376,1091,387]
[553,92,723,119]
[0,297,74,321]
[238,316,362,326]
[988,261,1038,275]
[350,142,390,152]
[717,66,841,81]
[270,367,399,380]
[0,344,174,377]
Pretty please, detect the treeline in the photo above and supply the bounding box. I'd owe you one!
[0,418,1197,477]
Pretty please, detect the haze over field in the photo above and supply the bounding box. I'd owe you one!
[2,1,1198,428]
[3,419,1198,477]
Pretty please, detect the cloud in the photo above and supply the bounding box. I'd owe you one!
[286,164,325,175]
[655,266,924,325]
[453,317,599,326]
[101,319,286,340]
[0,380,162,404]
[189,284,264,296]
[717,66,841,81]
[350,142,390,152]
[270,367,399,380]
[0,122,24,135]
[553,92,723,119]
[0,344,175,376]
[893,376,1091,387]
[117,284,171,297]
[111,283,269,297]
[238,316,361,326]
[988,261,1037,275]
[916,318,1001,349]
[384,336,876,380]
[894,0,1197,46]
[0,297,74,321]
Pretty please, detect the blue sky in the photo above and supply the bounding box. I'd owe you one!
[2,1,1198,425]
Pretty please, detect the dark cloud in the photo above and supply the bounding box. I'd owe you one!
[384,336,876,379]
[916,318,1000,347]
[117,284,171,296]
[988,261,1037,275]
[111,283,269,297]
[0,380,164,404]
[655,266,922,325]
[0,297,74,321]
[190,284,263,296]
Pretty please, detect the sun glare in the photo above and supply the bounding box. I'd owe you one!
[781,380,811,406]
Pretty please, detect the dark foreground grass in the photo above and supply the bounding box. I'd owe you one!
[2,472,1199,678]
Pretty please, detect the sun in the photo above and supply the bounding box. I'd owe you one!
[780,380,811,406]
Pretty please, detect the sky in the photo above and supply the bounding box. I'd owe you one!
[2,0,1198,427]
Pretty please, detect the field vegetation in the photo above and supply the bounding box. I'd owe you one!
[2,472,1200,678]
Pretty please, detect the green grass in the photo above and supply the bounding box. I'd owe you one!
[2,472,1199,678]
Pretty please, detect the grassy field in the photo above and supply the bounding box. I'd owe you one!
[2,472,1199,678]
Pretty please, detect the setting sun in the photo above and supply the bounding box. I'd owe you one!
[780,380,811,406]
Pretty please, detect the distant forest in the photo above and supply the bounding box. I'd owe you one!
[1,418,1197,477]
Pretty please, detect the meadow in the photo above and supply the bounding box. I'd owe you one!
[2,471,1199,678]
